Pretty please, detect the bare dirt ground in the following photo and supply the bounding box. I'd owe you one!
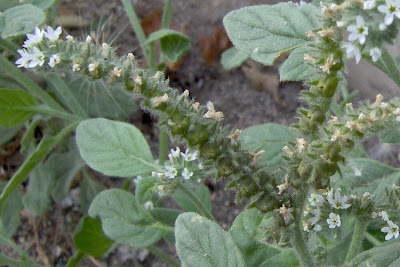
[1,0,399,266]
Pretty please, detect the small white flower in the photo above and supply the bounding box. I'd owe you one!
[347,16,368,45]
[15,49,32,68]
[309,193,324,207]
[182,168,193,180]
[23,27,44,48]
[296,138,308,153]
[143,201,154,210]
[86,35,92,43]
[378,0,400,25]
[164,166,177,179]
[379,23,388,31]
[327,213,341,228]
[181,149,198,161]
[72,63,81,72]
[308,208,321,225]
[204,101,224,121]
[170,147,181,158]
[198,163,204,170]
[381,220,399,240]
[343,43,361,63]
[379,211,390,221]
[314,224,322,232]
[66,35,75,42]
[28,47,45,68]
[88,62,98,72]
[336,20,346,27]
[363,0,376,9]
[133,175,143,185]
[370,48,382,62]
[44,26,62,42]
[303,222,310,232]
[48,54,61,68]
[327,189,351,209]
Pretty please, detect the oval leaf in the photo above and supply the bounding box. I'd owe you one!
[0,89,38,127]
[76,118,158,178]
[223,3,321,66]
[221,47,249,70]
[175,212,245,267]
[279,45,319,81]
[88,189,167,248]
[346,243,400,267]
[2,4,45,38]
[239,123,297,169]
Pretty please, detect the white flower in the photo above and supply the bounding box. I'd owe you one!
[72,64,81,72]
[170,147,181,158]
[182,168,193,180]
[15,49,32,68]
[379,23,388,31]
[198,163,204,170]
[379,211,390,221]
[370,48,382,62]
[336,20,346,27]
[381,220,399,240]
[28,47,45,68]
[23,27,44,48]
[327,213,341,228]
[308,208,321,225]
[327,189,351,209]
[343,43,361,63]
[314,224,322,232]
[309,193,324,207]
[303,222,310,232]
[296,138,308,153]
[181,149,198,161]
[347,16,368,45]
[143,201,154,210]
[66,35,75,42]
[164,166,177,179]
[378,0,400,25]
[363,0,376,9]
[48,54,61,68]
[86,35,92,43]
[44,26,62,42]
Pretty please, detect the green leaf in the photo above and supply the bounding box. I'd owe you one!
[260,249,299,267]
[73,216,113,257]
[221,47,248,70]
[2,4,45,38]
[239,123,297,169]
[76,118,158,178]
[279,45,319,81]
[172,184,212,214]
[175,212,245,267]
[22,162,53,216]
[145,29,190,63]
[31,0,56,10]
[345,242,400,267]
[88,189,168,248]
[149,208,183,227]
[0,0,19,12]
[135,176,159,204]
[0,182,23,238]
[79,174,105,214]
[223,3,322,66]
[331,158,400,203]
[0,126,21,146]
[0,89,38,127]
[378,124,400,143]
[229,209,282,266]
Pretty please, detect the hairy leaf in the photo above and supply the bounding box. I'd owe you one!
[221,47,249,70]
[79,174,105,214]
[172,184,212,214]
[0,182,23,239]
[345,242,400,267]
[76,118,158,178]
[223,3,321,66]
[175,212,245,267]
[280,45,319,81]
[0,89,38,127]
[89,189,168,248]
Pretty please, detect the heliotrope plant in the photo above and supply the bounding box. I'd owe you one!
[4,0,400,266]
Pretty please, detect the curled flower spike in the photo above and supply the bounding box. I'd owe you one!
[327,213,341,228]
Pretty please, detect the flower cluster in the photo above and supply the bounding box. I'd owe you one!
[372,210,400,240]
[303,189,353,232]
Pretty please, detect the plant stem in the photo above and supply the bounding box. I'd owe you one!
[162,0,173,29]
[66,250,85,267]
[365,232,382,247]
[0,55,65,112]
[177,182,216,221]
[147,246,180,267]
[158,130,169,164]
[346,218,367,262]
[120,0,150,65]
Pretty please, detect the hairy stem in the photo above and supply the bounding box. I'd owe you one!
[346,218,367,262]
[158,130,169,164]
[147,246,180,267]
[177,182,216,221]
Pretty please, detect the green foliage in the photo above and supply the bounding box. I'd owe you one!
[0,89,38,127]
[378,124,400,143]
[1,4,45,38]
[221,47,248,70]
[280,45,319,81]
[0,126,21,146]
[73,216,113,257]
[89,189,169,248]
[175,212,245,267]
[145,29,190,63]
[172,184,212,214]
[79,174,105,214]
[76,118,158,178]
[135,176,159,204]
[0,182,23,239]
[239,123,297,169]
[345,242,400,267]
[223,3,321,66]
